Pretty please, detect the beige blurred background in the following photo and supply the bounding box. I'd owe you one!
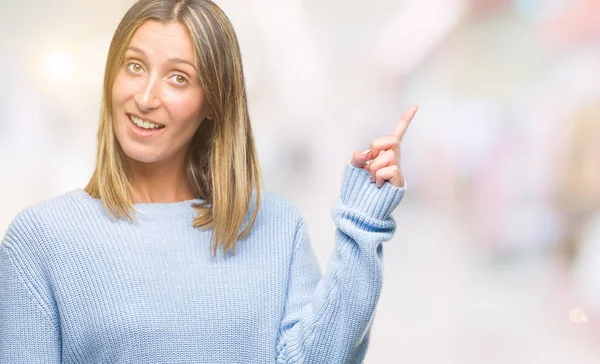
[2,0,600,362]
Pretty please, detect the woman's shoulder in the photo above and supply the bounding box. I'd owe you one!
[259,190,299,211]
[0,190,90,300]
[257,189,303,221]
[14,187,88,217]
[2,189,90,248]
[245,189,306,239]
[242,190,306,252]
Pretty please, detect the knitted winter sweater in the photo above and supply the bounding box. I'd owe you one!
[0,164,405,364]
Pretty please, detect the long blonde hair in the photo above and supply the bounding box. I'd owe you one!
[85,0,262,257]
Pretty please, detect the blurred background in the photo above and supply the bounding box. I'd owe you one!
[1,0,600,362]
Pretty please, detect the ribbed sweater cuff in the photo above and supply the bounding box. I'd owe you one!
[340,163,406,220]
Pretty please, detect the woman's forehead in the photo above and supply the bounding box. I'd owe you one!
[127,20,195,63]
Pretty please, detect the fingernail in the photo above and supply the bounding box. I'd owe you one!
[361,149,371,156]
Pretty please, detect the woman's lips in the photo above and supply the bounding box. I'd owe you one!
[126,113,166,138]
[127,113,165,128]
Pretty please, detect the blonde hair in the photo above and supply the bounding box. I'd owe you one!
[85,0,262,257]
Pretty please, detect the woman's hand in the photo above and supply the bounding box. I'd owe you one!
[350,105,419,188]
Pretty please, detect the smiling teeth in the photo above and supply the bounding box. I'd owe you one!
[130,115,163,129]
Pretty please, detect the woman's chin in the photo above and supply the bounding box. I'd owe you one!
[122,148,163,165]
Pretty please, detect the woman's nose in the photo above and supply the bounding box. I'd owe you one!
[134,77,162,111]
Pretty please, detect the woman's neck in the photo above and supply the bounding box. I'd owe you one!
[128,158,195,204]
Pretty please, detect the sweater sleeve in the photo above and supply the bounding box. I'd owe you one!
[0,212,62,364]
[276,163,406,363]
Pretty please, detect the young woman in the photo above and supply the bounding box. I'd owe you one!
[0,0,418,362]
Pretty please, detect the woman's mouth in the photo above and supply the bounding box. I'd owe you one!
[127,113,165,130]
[126,113,166,138]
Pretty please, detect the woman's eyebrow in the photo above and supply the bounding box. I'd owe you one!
[126,46,147,57]
[167,57,197,72]
[126,46,197,72]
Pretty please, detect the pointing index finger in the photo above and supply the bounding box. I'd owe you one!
[390,104,419,140]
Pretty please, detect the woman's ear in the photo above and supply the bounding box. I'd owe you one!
[204,106,214,121]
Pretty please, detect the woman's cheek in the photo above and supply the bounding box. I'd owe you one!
[112,75,129,106]
[170,93,204,122]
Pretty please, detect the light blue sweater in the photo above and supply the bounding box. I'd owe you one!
[0,164,405,363]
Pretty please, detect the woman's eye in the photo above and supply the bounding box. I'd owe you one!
[171,74,188,85]
[127,62,143,73]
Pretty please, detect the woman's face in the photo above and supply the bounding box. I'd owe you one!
[111,20,211,167]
